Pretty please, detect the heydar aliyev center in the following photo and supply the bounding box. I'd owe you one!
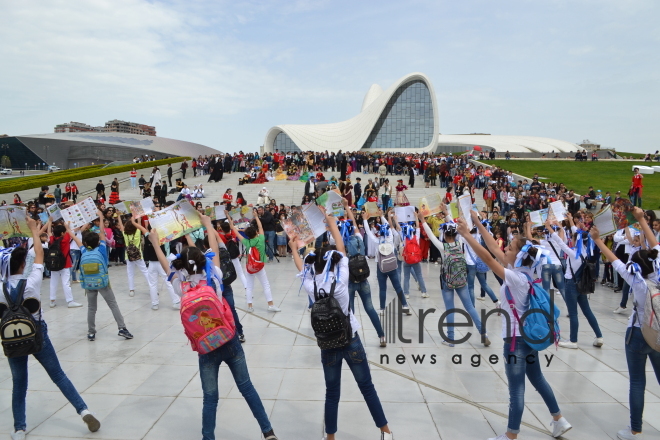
[263,72,580,154]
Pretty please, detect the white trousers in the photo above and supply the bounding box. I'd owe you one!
[147,262,180,306]
[231,257,248,289]
[50,269,73,303]
[245,267,272,304]
[126,259,152,292]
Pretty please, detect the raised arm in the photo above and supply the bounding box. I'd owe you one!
[254,209,264,236]
[471,210,505,263]
[633,207,657,248]
[324,208,345,255]
[147,229,171,274]
[66,222,83,248]
[27,217,44,265]
[590,226,618,264]
[457,217,505,280]
[201,215,220,268]
[419,211,442,250]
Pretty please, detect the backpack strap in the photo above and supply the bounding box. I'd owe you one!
[504,284,523,352]
[3,279,27,307]
[547,241,565,272]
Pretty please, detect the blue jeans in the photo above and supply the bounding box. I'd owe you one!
[441,282,485,339]
[467,264,497,303]
[625,327,660,433]
[402,262,426,295]
[503,337,561,434]
[621,281,631,308]
[376,267,407,310]
[321,335,387,434]
[264,231,276,260]
[199,336,271,439]
[348,281,384,338]
[130,177,137,188]
[7,321,87,431]
[565,278,602,342]
[541,264,565,302]
[69,249,81,282]
[222,284,243,336]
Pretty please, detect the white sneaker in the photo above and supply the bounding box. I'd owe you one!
[172,302,180,310]
[421,292,429,298]
[617,427,644,439]
[593,337,604,347]
[50,300,56,308]
[129,290,135,297]
[550,416,572,437]
[381,432,394,440]
[11,430,26,440]
[559,341,578,349]
[487,433,509,440]
[247,306,254,313]
[151,304,159,311]
[402,307,411,315]
[405,294,410,299]
[267,305,281,312]
[441,340,455,348]
[68,301,83,308]
[434,261,439,265]
[613,306,628,314]
[477,296,485,301]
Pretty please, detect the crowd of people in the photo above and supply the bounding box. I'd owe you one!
[1,149,659,440]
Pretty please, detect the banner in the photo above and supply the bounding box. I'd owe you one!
[147,200,203,244]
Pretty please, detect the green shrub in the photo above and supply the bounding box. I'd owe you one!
[0,157,190,194]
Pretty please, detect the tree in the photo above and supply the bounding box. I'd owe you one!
[1,155,11,168]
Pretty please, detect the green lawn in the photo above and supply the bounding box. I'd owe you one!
[482,160,660,209]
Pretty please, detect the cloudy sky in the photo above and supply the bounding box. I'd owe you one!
[1,0,658,153]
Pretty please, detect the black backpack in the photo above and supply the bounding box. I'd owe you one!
[44,237,67,272]
[1,280,43,358]
[310,278,352,350]
[225,239,240,260]
[218,247,237,286]
[570,256,596,295]
[348,255,370,283]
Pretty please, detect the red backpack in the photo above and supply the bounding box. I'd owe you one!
[402,236,422,265]
[180,280,236,354]
[246,246,264,274]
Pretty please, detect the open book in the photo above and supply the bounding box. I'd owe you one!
[60,197,99,229]
[281,204,327,248]
[147,200,203,244]
[0,206,30,239]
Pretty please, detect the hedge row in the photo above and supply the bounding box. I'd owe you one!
[0,157,190,194]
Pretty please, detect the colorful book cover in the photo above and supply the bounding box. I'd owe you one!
[147,200,203,244]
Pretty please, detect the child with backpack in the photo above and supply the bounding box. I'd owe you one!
[590,208,660,440]
[362,208,411,315]
[290,209,394,440]
[116,218,155,305]
[1,216,101,440]
[226,211,281,313]
[459,211,572,440]
[343,200,386,347]
[394,212,428,299]
[545,213,603,349]
[68,210,134,342]
[46,221,83,308]
[218,221,248,289]
[145,217,278,440]
[419,209,491,347]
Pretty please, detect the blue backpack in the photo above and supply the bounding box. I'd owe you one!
[504,273,560,351]
[80,247,109,290]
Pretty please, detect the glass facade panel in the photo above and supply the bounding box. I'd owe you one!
[361,80,434,150]
[273,132,301,153]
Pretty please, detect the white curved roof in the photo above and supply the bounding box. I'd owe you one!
[17,132,221,157]
[437,135,581,154]
[264,72,440,153]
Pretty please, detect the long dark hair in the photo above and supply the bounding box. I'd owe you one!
[304,245,341,274]
[170,246,206,274]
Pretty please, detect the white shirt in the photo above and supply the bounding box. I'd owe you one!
[301,255,360,334]
[612,245,660,328]
[1,264,45,321]
[549,232,589,280]
[540,239,562,266]
[171,265,224,298]
[499,267,534,338]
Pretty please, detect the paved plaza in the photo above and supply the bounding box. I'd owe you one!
[2,171,660,440]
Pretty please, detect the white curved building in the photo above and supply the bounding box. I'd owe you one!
[263,72,581,155]
[2,132,221,169]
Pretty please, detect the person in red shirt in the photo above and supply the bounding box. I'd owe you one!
[630,167,643,207]
[48,222,82,308]
[483,184,497,215]
[444,187,453,205]
[223,188,234,205]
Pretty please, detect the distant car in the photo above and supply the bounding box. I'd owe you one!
[48,165,60,171]
[0,168,12,175]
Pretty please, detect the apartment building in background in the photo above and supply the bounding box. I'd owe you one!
[54,119,156,136]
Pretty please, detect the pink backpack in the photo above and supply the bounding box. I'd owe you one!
[180,280,236,354]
